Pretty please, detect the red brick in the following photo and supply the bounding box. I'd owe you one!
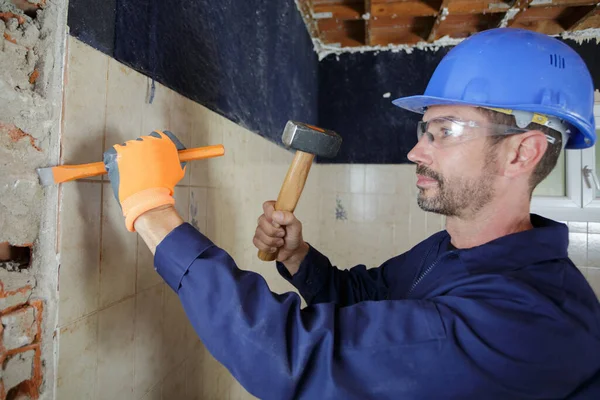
[0,270,34,312]
[1,306,36,351]
[0,344,41,399]
[2,349,34,394]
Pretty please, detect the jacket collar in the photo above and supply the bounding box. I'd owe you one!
[441,214,569,272]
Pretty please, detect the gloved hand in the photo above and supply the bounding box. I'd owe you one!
[103,130,186,232]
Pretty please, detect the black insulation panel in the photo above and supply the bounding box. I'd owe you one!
[67,0,599,164]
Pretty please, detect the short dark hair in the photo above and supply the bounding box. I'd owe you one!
[477,108,563,192]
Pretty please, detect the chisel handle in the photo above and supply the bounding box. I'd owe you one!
[51,145,225,184]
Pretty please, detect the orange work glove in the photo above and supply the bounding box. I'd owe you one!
[103,130,186,232]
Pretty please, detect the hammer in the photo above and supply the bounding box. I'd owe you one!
[258,121,342,262]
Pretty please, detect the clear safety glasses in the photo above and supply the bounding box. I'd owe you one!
[417,117,558,149]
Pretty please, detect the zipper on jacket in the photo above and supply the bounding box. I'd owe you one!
[407,251,456,297]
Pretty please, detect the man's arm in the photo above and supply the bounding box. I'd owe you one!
[139,208,586,400]
[275,244,392,306]
[255,201,390,307]
[134,205,184,252]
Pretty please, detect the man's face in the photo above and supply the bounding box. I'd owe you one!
[407,105,500,218]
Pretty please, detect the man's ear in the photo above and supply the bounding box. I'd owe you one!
[503,130,548,178]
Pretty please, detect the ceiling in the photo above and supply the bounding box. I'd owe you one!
[298,0,600,48]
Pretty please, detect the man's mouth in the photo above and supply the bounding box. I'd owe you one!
[416,175,439,188]
[416,166,441,188]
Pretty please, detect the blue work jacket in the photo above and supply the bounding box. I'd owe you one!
[155,214,600,399]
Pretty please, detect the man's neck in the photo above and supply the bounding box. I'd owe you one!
[445,201,533,249]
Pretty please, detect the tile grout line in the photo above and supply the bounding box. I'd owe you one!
[95,54,110,400]
[55,282,164,330]
[132,282,138,398]
[132,67,148,399]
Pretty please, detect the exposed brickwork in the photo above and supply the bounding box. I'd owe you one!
[1,306,36,350]
[0,124,41,152]
[0,278,43,400]
[0,270,34,312]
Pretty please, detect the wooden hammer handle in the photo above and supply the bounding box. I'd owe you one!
[258,150,315,262]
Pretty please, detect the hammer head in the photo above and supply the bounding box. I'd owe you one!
[282,121,342,158]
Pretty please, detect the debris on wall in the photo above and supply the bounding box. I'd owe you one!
[0,0,67,398]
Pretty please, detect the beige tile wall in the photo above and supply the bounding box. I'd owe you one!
[57,37,213,400]
[57,37,600,400]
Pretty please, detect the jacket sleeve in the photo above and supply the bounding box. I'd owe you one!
[155,223,593,400]
[275,243,394,306]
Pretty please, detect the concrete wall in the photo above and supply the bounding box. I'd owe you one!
[0,0,67,398]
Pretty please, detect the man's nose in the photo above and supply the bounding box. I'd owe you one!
[407,135,433,166]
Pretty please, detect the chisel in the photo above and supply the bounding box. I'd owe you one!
[36,144,225,186]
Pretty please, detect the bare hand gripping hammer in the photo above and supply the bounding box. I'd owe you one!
[258,121,342,262]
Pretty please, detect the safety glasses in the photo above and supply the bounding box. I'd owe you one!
[417,117,557,149]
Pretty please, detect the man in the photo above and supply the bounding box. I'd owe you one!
[104,28,600,399]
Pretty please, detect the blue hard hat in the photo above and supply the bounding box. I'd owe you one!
[393,28,596,149]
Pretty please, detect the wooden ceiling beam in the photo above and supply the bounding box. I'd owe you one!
[428,0,451,42]
[447,0,511,15]
[503,0,534,28]
[313,3,363,20]
[365,0,373,45]
[371,1,440,17]
[566,4,600,31]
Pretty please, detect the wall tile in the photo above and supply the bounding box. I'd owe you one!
[568,222,588,234]
[170,92,193,186]
[142,384,162,400]
[186,315,201,355]
[334,193,364,222]
[319,165,364,194]
[568,232,588,267]
[100,183,137,307]
[588,234,600,268]
[137,236,162,292]
[364,194,378,222]
[588,222,600,234]
[366,165,399,194]
[62,37,108,166]
[142,82,172,136]
[185,346,203,400]
[105,58,146,151]
[393,221,411,255]
[57,314,98,400]
[59,182,101,326]
[162,362,187,400]
[97,298,135,400]
[586,267,600,298]
[189,187,208,232]
[189,105,227,188]
[162,287,188,372]
[397,165,417,195]
[337,221,395,268]
[134,285,165,399]
[426,213,444,236]
[269,140,294,165]
[200,351,235,399]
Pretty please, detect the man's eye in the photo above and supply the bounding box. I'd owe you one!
[441,128,455,137]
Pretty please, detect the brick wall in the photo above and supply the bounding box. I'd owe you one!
[0,270,43,400]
